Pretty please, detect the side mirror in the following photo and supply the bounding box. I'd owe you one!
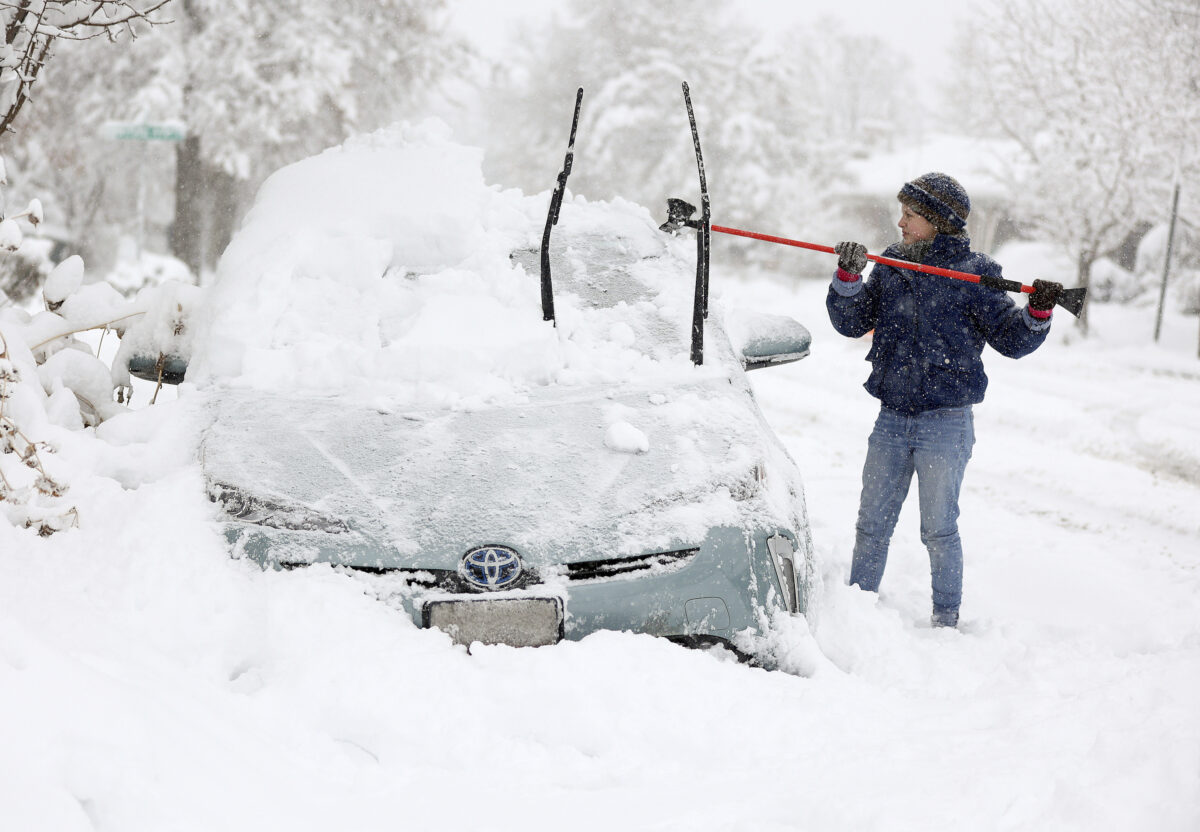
[116,281,202,387]
[728,310,811,371]
[127,353,188,384]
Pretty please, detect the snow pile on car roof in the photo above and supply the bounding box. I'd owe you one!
[188,120,714,408]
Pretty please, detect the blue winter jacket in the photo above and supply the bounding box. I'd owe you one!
[826,234,1051,414]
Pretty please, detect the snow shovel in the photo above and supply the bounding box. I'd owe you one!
[659,198,1088,318]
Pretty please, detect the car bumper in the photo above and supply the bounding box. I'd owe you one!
[228,523,807,651]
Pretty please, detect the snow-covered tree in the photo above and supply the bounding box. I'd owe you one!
[956,0,1200,333]
[483,1,910,263]
[0,1,171,137]
[788,17,913,150]
[163,0,466,274]
[0,2,173,273]
[0,34,156,272]
[5,1,468,277]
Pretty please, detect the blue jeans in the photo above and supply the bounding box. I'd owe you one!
[850,405,975,612]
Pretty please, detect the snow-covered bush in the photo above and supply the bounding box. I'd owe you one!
[1087,257,1145,305]
[1137,222,1200,315]
[0,238,54,305]
[0,181,203,533]
[106,246,195,297]
[0,329,75,534]
[1176,270,1200,315]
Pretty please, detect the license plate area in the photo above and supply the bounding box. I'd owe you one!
[423,597,564,648]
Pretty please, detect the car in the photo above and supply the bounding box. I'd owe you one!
[141,123,816,665]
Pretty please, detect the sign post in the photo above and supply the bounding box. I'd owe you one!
[1154,181,1181,344]
[100,121,187,142]
[100,121,188,261]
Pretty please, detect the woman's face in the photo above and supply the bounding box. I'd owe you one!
[898,204,937,244]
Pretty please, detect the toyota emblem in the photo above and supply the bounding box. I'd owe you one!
[459,546,523,590]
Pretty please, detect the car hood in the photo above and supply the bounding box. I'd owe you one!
[202,380,775,569]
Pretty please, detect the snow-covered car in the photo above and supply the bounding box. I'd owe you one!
[173,122,816,663]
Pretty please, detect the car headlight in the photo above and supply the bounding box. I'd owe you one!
[208,481,351,534]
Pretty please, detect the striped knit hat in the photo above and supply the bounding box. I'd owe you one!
[897,172,971,234]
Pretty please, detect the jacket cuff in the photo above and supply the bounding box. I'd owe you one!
[831,272,864,297]
[1022,305,1052,332]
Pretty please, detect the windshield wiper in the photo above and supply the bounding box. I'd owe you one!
[540,87,584,326]
[682,81,711,365]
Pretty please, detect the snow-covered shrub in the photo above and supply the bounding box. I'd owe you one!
[1174,268,1200,315]
[1087,257,1146,304]
[0,201,203,532]
[0,238,53,305]
[105,244,194,297]
[1137,222,1200,315]
[0,329,76,534]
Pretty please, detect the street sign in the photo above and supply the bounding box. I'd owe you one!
[100,121,187,142]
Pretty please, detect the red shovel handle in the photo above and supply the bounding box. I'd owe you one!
[705,222,1087,317]
[711,224,1032,294]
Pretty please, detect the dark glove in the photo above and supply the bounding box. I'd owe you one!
[835,241,868,275]
[840,240,868,276]
[1029,279,1063,312]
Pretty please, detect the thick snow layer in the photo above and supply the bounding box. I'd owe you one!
[188,120,544,398]
[189,120,714,409]
[2,121,1198,829]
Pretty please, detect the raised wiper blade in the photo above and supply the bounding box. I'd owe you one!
[540,87,583,326]
[681,81,711,366]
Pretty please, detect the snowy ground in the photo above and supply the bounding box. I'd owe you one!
[3,124,1198,830]
[735,270,1200,831]
[2,265,1196,831]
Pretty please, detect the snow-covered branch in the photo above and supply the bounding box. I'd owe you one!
[0,0,173,135]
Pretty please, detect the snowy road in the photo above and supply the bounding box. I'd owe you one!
[743,272,1200,830]
[2,273,1198,831]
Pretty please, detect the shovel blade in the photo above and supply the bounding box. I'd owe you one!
[660,197,697,233]
[1056,286,1087,318]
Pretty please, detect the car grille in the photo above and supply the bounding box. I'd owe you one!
[276,547,699,588]
[280,561,460,589]
[563,548,699,582]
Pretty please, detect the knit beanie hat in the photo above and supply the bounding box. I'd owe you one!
[897,172,970,234]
